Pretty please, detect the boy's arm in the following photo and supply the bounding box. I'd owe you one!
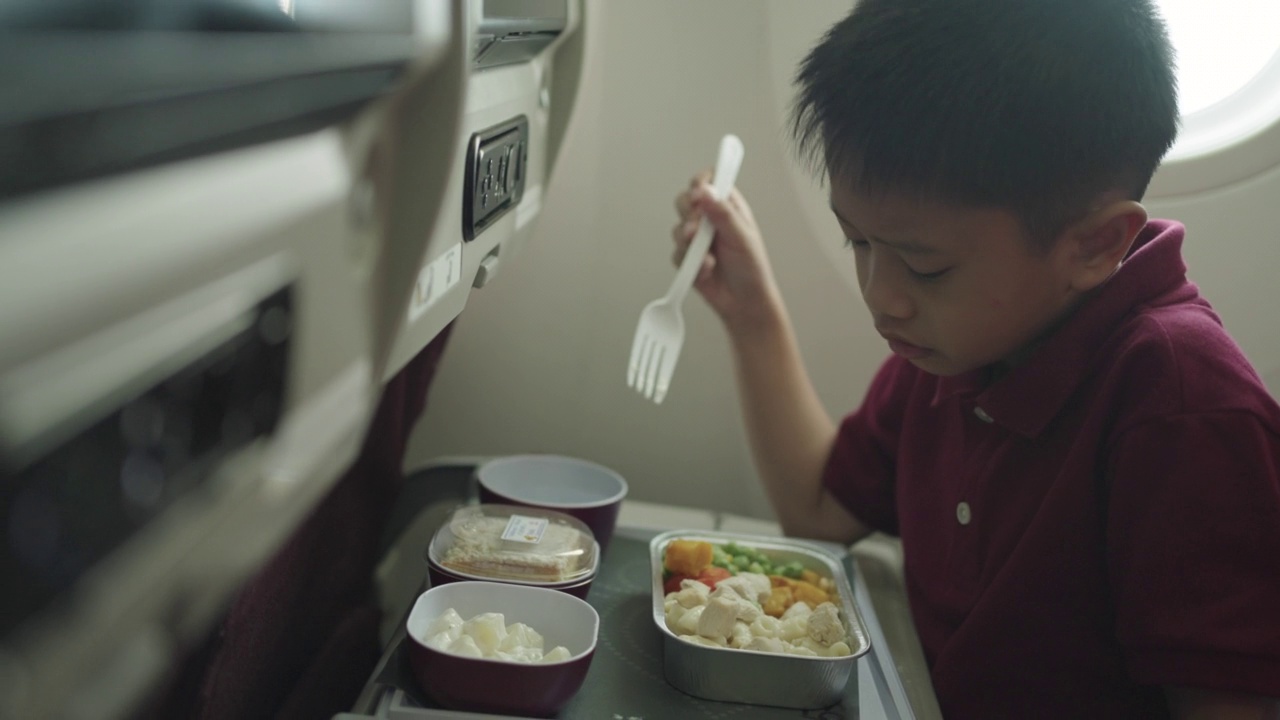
[674,177,872,544]
[1165,687,1280,720]
[726,296,872,543]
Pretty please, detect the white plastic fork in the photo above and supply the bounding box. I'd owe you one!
[627,134,745,403]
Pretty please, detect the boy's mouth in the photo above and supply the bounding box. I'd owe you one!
[884,335,931,359]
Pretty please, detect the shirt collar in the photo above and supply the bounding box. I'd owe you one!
[931,219,1193,437]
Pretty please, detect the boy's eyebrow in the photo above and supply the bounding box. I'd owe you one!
[829,203,939,255]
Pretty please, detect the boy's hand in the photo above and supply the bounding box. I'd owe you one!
[672,172,782,335]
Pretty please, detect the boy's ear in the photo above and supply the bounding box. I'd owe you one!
[1062,199,1147,292]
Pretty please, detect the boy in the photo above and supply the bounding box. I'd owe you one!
[671,0,1280,717]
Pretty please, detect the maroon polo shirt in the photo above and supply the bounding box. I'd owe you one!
[823,220,1280,719]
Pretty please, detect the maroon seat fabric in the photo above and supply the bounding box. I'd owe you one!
[146,327,454,720]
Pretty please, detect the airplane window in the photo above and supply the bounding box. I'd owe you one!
[1158,0,1279,115]
[1155,0,1280,160]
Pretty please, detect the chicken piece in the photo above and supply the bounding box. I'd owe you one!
[807,602,847,646]
[708,586,762,623]
[800,569,823,586]
[696,596,741,641]
[664,540,714,576]
[762,586,794,617]
[675,578,711,608]
[713,573,772,605]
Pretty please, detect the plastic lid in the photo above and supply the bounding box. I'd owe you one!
[428,504,597,584]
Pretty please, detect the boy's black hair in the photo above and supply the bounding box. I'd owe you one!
[791,0,1178,248]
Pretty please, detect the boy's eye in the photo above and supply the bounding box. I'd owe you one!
[908,266,951,281]
[845,237,950,280]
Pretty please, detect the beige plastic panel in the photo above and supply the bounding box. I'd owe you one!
[0,2,469,717]
[381,0,585,381]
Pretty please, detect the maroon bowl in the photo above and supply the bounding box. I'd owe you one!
[405,581,599,717]
[476,455,628,553]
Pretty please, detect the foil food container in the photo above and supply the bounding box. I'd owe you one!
[649,529,871,708]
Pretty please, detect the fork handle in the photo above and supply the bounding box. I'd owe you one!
[667,134,745,306]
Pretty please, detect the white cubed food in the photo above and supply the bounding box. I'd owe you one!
[542,646,572,663]
[696,596,741,640]
[446,634,485,658]
[424,608,466,637]
[500,622,544,652]
[461,612,508,653]
[425,630,459,651]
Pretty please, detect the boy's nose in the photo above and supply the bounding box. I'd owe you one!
[860,256,915,321]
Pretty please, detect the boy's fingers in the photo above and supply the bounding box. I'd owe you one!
[696,191,742,238]
[674,190,696,218]
[726,187,753,222]
[699,255,716,283]
[693,255,717,293]
[671,219,697,246]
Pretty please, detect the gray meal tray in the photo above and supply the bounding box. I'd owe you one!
[368,529,862,720]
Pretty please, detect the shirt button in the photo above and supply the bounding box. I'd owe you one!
[973,406,994,423]
[956,501,972,525]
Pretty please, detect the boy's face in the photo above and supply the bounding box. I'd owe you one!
[829,178,1082,376]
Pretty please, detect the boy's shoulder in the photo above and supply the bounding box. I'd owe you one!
[1103,287,1279,428]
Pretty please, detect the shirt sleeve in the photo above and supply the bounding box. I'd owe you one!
[1106,410,1280,696]
[821,356,915,536]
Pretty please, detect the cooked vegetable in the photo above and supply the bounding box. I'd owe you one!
[664,539,714,576]
[661,538,837,617]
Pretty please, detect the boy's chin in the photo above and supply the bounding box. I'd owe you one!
[906,354,982,378]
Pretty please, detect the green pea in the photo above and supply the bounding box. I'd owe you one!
[747,562,764,574]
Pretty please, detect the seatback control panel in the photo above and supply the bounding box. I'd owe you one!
[463,115,528,241]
